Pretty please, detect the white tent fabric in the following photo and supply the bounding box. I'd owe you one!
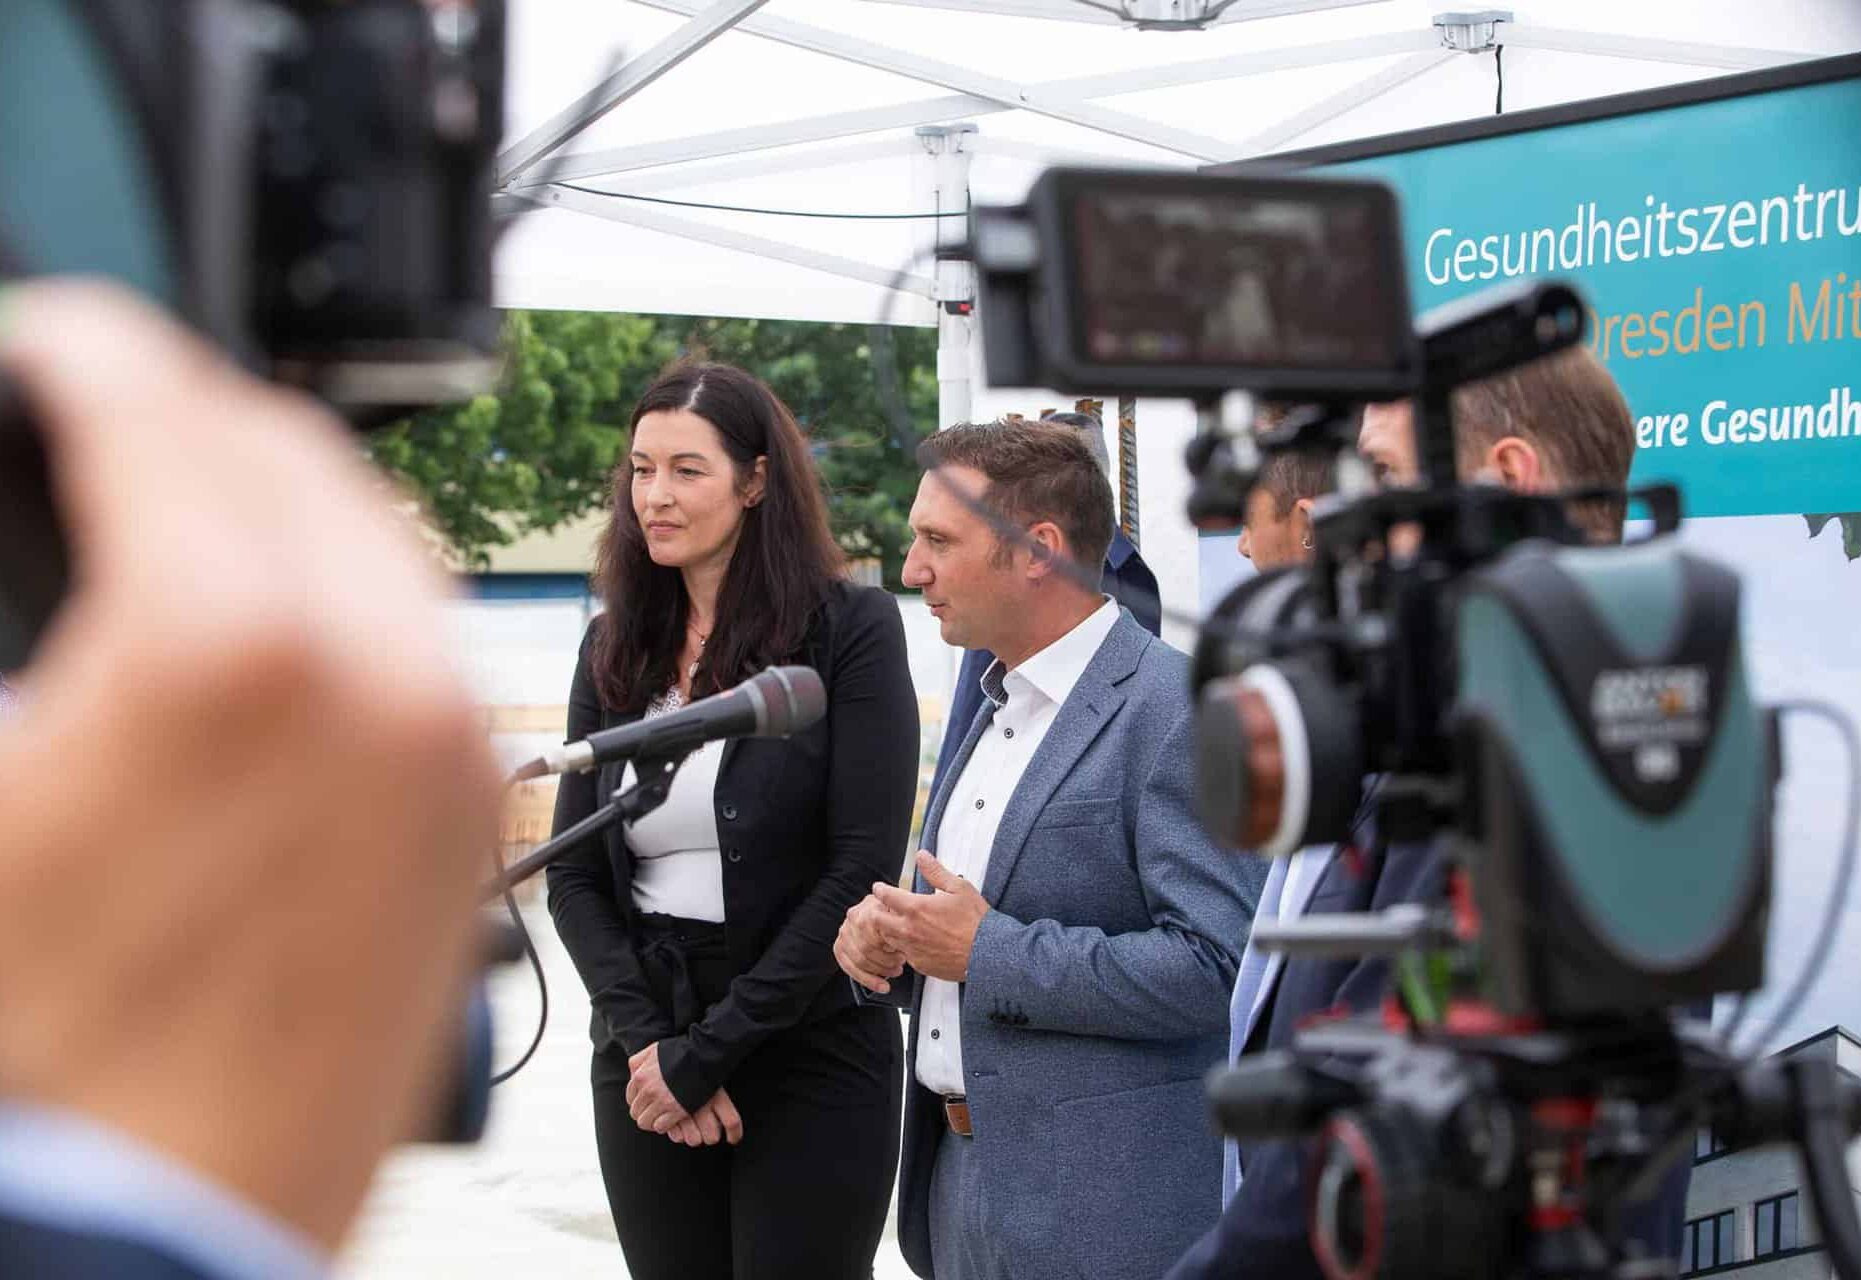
[495,0,1859,324]
[492,0,1861,639]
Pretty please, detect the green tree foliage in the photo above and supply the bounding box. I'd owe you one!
[677,315,938,581]
[1804,512,1861,561]
[368,310,936,583]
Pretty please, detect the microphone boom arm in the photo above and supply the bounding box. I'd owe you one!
[485,750,692,901]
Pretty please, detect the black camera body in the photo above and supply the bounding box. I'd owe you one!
[0,0,508,1141]
[1450,542,1773,1018]
[0,0,506,671]
[971,167,1418,401]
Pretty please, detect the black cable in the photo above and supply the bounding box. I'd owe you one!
[920,463,1281,647]
[478,783,633,1085]
[492,46,632,250]
[1640,698,1861,1185]
[1494,46,1505,115]
[873,245,1244,643]
[555,182,969,221]
[1714,990,1750,1054]
[487,842,549,1086]
[1732,699,1860,1059]
[870,237,1286,654]
[871,250,1273,641]
[867,322,926,457]
[484,764,688,1084]
[1790,1059,1861,1280]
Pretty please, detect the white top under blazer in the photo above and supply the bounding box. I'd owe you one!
[622,689,727,923]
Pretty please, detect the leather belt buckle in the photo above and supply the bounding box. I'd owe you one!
[942,1095,973,1137]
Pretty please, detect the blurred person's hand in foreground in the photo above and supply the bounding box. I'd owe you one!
[0,281,500,1256]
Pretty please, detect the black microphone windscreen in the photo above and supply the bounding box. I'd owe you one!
[759,666,827,736]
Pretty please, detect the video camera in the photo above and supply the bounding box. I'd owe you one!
[0,0,508,1139]
[0,0,506,672]
[969,167,1861,1280]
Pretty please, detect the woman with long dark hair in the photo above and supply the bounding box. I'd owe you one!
[546,362,917,1279]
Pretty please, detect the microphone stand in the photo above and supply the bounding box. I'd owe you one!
[484,749,692,901]
[465,750,692,1099]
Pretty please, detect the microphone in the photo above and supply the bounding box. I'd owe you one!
[524,666,826,778]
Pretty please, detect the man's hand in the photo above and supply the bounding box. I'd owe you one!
[871,851,990,983]
[668,1087,744,1147]
[0,282,500,1253]
[626,1041,692,1135]
[835,893,908,994]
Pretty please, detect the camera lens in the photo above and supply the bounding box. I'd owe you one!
[1315,1133,1375,1274]
[1195,674,1287,851]
[1309,1108,1512,1280]
[1194,656,1363,858]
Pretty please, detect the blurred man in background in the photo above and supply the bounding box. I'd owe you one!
[0,282,501,1280]
[1358,346,1634,545]
[1234,402,1354,572]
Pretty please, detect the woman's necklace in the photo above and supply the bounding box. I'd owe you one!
[686,619,710,681]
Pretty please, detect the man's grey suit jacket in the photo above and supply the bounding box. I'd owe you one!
[895,610,1266,1280]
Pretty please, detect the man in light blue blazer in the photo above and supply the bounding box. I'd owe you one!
[1217,422,1344,1202]
[835,422,1265,1280]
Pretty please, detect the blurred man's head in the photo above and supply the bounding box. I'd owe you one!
[1356,346,1635,544]
[1237,402,1342,571]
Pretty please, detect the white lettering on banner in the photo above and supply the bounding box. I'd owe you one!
[1420,183,1861,285]
[1635,413,1691,450]
[1632,389,1861,450]
[1425,227,1454,286]
[1696,388,1861,446]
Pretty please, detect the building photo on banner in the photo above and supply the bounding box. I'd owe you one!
[340,1,1861,1277]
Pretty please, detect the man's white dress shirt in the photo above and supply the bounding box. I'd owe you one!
[914,597,1121,1098]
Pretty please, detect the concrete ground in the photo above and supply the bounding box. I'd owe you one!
[339,900,917,1279]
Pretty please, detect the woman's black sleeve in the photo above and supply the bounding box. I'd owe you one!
[655,589,918,1111]
[544,621,673,1056]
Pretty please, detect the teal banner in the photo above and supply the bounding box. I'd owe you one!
[1327,73,1861,521]
[1194,62,1861,1047]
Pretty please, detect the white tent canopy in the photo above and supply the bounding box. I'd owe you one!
[491,0,1861,636]
[494,0,1857,323]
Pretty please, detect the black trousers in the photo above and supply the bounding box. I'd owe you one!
[591,914,903,1280]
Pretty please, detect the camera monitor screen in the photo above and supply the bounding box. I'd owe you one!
[1037,170,1416,396]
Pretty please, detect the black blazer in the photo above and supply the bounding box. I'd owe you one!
[546,581,919,1113]
[1168,838,1693,1280]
